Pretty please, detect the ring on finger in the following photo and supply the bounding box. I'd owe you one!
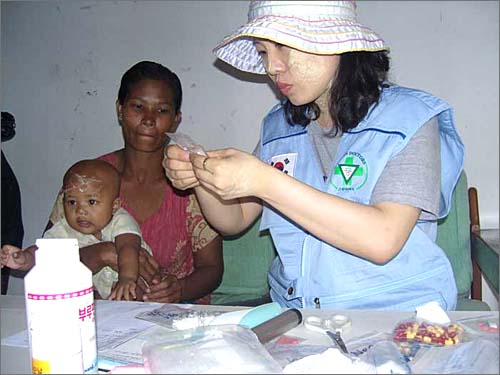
[202,157,209,170]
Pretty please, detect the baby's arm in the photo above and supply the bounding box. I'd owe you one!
[107,233,141,301]
[1,245,36,271]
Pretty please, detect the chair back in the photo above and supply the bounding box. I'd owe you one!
[436,170,472,300]
[212,217,276,305]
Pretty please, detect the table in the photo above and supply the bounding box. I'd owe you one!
[1,295,498,373]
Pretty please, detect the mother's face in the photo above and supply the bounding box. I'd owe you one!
[116,79,181,153]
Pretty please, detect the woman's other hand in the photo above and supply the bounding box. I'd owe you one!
[137,247,160,287]
[79,241,118,274]
[163,144,200,190]
[0,245,35,271]
[142,273,183,303]
[191,148,269,200]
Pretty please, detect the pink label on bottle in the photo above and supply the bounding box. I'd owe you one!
[27,286,93,300]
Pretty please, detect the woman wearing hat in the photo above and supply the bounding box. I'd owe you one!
[164,1,464,310]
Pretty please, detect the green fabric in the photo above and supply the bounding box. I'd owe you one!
[436,171,472,300]
[436,171,494,311]
[455,297,491,311]
[211,217,276,305]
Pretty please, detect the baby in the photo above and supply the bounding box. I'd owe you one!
[1,159,151,300]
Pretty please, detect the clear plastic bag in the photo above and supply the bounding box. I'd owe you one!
[142,324,283,374]
[409,338,499,374]
[166,132,207,156]
[392,318,468,362]
[360,340,411,374]
[135,304,225,330]
[392,319,465,346]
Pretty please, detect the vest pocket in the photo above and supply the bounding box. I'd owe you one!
[268,269,305,305]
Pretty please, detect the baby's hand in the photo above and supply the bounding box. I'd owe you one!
[1,245,33,270]
[108,278,137,301]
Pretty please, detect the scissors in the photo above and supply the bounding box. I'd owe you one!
[303,314,351,354]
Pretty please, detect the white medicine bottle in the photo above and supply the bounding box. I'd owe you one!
[24,238,97,374]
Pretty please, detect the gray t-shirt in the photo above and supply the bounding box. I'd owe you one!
[309,117,441,220]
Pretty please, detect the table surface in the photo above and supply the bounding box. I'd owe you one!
[1,294,498,373]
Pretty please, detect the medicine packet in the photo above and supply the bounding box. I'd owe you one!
[166,132,207,156]
[135,304,225,330]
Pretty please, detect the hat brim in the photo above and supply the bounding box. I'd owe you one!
[214,15,388,74]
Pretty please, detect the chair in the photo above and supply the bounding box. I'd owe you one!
[211,217,277,306]
[469,187,499,303]
[436,170,499,310]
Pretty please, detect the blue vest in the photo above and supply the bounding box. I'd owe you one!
[259,84,465,310]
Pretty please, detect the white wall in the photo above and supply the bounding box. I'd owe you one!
[2,1,498,308]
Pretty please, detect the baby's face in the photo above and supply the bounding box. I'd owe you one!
[63,175,117,238]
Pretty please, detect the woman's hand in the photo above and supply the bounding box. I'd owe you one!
[142,273,183,303]
[191,148,269,200]
[79,242,118,274]
[137,248,160,286]
[1,245,35,271]
[163,144,200,190]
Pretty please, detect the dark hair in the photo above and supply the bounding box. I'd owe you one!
[284,50,390,135]
[1,111,16,142]
[117,61,183,113]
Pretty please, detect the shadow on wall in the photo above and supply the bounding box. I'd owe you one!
[213,59,281,100]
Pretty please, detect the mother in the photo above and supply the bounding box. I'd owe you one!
[48,61,223,303]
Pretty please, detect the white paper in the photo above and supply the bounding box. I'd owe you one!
[415,301,451,325]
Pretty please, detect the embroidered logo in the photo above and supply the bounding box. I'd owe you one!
[330,152,368,191]
[270,153,297,177]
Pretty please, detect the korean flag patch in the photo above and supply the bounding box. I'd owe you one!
[270,153,297,177]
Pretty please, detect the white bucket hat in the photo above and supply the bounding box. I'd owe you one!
[213,1,388,75]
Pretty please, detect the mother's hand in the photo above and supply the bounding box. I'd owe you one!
[137,248,160,286]
[163,144,200,190]
[142,273,183,303]
[191,148,269,200]
[79,241,118,274]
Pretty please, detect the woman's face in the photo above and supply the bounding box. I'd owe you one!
[117,79,181,153]
[255,40,340,108]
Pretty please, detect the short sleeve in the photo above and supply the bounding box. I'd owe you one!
[43,220,70,239]
[371,118,441,219]
[186,194,219,252]
[106,208,142,240]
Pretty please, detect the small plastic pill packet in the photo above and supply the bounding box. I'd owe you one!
[392,318,465,347]
[456,315,499,336]
[166,132,207,156]
[391,316,500,373]
[391,318,468,362]
[135,304,226,330]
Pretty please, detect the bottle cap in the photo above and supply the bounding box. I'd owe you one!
[34,238,79,266]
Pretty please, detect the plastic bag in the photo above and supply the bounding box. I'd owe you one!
[456,316,499,338]
[135,304,225,330]
[166,132,207,156]
[142,324,283,374]
[360,340,411,374]
[392,319,464,346]
[409,338,499,374]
